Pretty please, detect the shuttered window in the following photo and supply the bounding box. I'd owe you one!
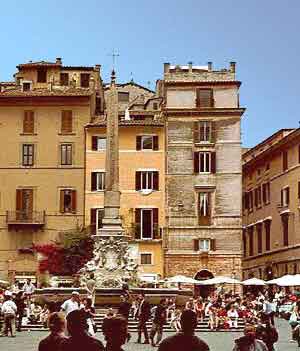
[198,192,211,226]
[135,208,158,240]
[92,136,106,150]
[37,68,47,83]
[248,227,254,256]
[23,111,34,134]
[196,89,214,108]
[282,214,289,246]
[282,150,288,171]
[194,152,216,173]
[59,189,76,213]
[61,110,73,134]
[140,253,152,265]
[257,224,262,254]
[22,144,34,166]
[60,73,69,86]
[136,135,159,150]
[265,220,271,251]
[80,73,90,88]
[281,187,290,206]
[91,172,105,191]
[90,208,104,234]
[61,144,72,165]
[135,171,159,191]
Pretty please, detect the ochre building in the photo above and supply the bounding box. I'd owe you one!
[242,129,300,280]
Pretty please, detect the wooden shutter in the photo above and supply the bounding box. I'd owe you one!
[153,171,159,191]
[211,152,216,173]
[60,190,65,213]
[245,192,249,210]
[254,188,258,207]
[92,136,98,150]
[280,189,283,206]
[16,189,23,211]
[136,136,142,151]
[71,190,77,213]
[286,187,290,205]
[153,208,159,239]
[135,171,141,191]
[193,239,199,251]
[197,89,214,108]
[194,122,200,143]
[91,172,97,191]
[61,110,72,134]
[210,121,216,143]
[210,239,216,251]
[194,152,200,173]
[282,151,288,171]
[262,184,266,204]
[23,111,34,134]
[153,136,159,150]
[298,182,300,199]
[135,209,141,239]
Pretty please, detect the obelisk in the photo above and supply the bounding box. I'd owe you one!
[95,70,124,237]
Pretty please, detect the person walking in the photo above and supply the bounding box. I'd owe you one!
[61,291,80,316]
[15,290,26,332]
[86,273,96,306]
[0,291,17,337]
[150,298,167,347]
[255,313,278,351]
[233,324,268,351]
[118,294,132,341]
[81,297,97,336]
[158,309,209,351]
[136,292,151,344]
[60,309,104,351]
[23,278,35,306]
[38,312,67,351]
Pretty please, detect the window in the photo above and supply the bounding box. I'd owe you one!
[23,82,31,91]
[61,144,72,165]
[60,73,69,86]
[281,187,290,207]
[135,208,159,240]
[262,182,270,204]
[254,186,262,208]
[118,92,129,103]
[265,220,271,251]
[136,135,159,151]
[60,189,76,214]
[257,224,262,254]
[95,96,101,114]
[199,239,210,251]
[243,229,247,257]
[198,192,211,225]
[196,89,214,108]
[23,111,34,134]
[92,136,106,151]
[80,73,90,88]
[282,214,289,246]
[193,238,216,251]
[61,110,73,134]
[22,144,34,166]
[91,172,105,191]
[194,152,216,173]
[16,189,33,219]
[135,171,159,191]
[153,102,158,110]
[37,68,47,83]
[140,253,152,265]
[90,208,104,233]
[266,163,270,171]
[249,191,254,212]
[248,227,254,256]
[282,150,288,171]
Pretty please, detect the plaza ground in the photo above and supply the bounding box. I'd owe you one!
[0,319,295,351]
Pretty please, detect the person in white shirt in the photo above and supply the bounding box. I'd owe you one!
[1,291,17,337]
[227,304,239,329]
[61,291,80,316]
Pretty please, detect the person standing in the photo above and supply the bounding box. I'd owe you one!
[0,291,17,337]
[118,294,132,341]
[136,292,151,344]
[102,315,128,351]
[38,312,67,351]
[86,273,96,306]
[256,314,278,351]
[233,325,268,351]
[150,298,167,347]
[23,278,35,306]
[158,310,209,351]
[61,309,104,351]
[15,291,26,332]
[61,291,80,316]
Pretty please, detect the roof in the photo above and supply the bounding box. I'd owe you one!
[62,66,95,71]
[0,81,15,86]
[17,61,60,69]
[0,87,92,97]
[104,81,155,94]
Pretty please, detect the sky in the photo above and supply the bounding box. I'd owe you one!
[1,0,300,147]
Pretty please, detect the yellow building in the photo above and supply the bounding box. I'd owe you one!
[0,58,103,281]
[85,82,165,281]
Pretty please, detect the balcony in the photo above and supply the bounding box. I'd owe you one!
[6,211,45,231]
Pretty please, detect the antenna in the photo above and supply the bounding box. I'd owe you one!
[108,49,120,70]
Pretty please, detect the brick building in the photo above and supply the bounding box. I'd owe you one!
[242,128,300,280]
[161,62,245,282]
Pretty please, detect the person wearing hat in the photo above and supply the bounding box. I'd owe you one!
[0,291,17,337]
[61,291,80,317]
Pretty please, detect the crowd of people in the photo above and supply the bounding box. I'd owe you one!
[2,278,300,350]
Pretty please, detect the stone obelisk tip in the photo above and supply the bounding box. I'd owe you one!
[111,69,116,84]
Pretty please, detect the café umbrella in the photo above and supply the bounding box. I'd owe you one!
[242,278,266,286]
[199,276,241,285]
[167,275,204,284]
[267,274,300,286]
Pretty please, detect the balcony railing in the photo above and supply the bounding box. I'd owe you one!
[6,211,45,225]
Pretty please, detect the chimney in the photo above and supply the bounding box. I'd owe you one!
[207,61,212,71]
[230,61,236,73]
[188,61,193,73]
[164,63,170,74]
[56,57,62,65]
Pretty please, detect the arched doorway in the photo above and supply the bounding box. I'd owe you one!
[194,269,214,298]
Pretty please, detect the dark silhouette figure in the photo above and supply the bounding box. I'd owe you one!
[38,312,67,351]
[102,315,128,351]
[136,292,151,344]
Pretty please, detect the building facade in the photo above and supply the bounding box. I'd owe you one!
[0,58,103,281]
[242,129,300,280]
[161,62,244,282]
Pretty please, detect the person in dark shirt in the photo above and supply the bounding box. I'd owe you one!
[102,315,128,351]
[60,309,104,351]
[14,291,26,332]
[38,312,67,351]
[150,298,167,347]
[118,294,132,341]
[48,293,61,313]
[256,313,278,351]
[158,309,209,351]
[136,292,151,344]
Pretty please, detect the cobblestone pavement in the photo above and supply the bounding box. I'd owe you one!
[0,319,296,351]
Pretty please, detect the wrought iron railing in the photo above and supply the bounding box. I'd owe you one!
[6,211,45,224]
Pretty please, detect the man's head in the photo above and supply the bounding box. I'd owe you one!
[71,291,80,301]
[27,278,31,284]
[181,310,197,334]
[48,312,65,334]
[102,315,128,347]
[120,294,127,303]
[160,298,167,307]
[66,309,87,335]
[244,324,256,337]
[138,292,145,301]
